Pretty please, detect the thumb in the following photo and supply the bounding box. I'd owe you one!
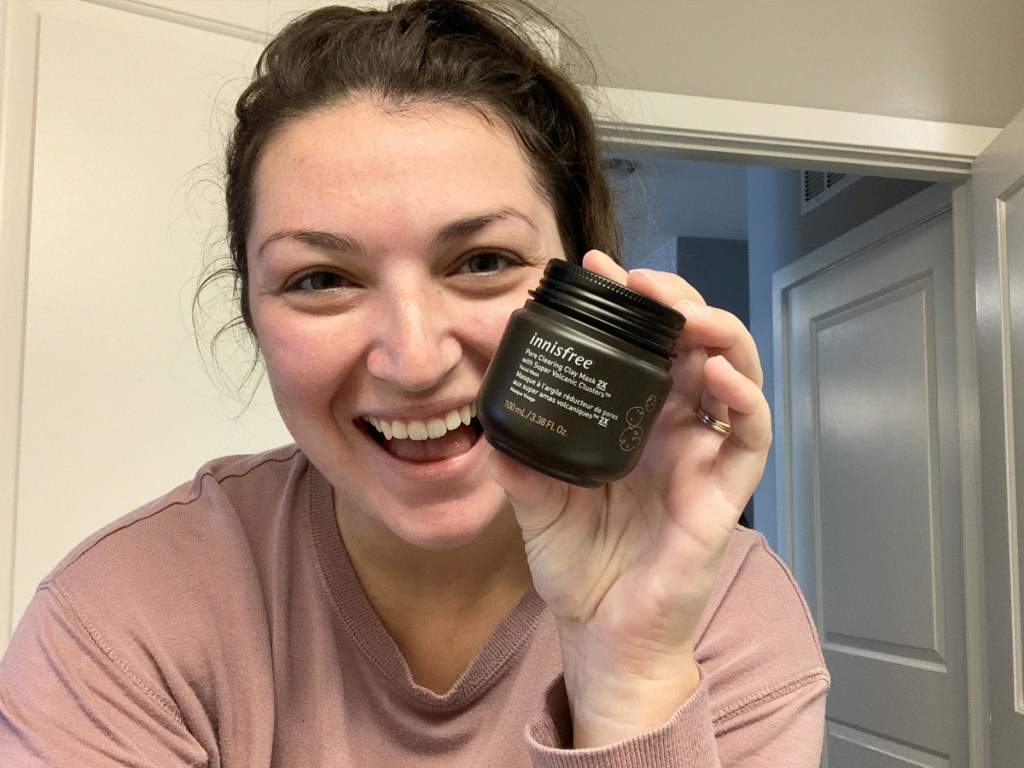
[487,450,568,537]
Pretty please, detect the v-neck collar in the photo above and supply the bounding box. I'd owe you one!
[306,463,548,710]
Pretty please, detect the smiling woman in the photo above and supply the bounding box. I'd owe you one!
[0,2,828,766]
[249,98,562,550]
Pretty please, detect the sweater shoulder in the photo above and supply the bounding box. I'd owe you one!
[5,448,307,764]
[42,444,306,585]
[31,445,312,692]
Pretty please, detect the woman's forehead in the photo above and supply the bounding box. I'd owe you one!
[247,98,557,251]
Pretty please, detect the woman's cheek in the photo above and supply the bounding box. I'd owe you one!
[261,320,363,404]
[482,284,538,340]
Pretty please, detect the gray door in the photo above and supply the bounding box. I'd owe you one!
[973,104,1024,766]
[774,184,968,767]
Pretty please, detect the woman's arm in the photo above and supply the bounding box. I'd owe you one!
[492,251,827,764]
[0,585,207,767]
[524,527,829,767]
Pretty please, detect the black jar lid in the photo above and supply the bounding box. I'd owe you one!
[529,259,685,358]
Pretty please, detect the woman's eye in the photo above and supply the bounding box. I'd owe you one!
[287,271,349,292]
[457,251,517,275]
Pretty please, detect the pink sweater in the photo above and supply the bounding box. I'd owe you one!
[0,446,828,766]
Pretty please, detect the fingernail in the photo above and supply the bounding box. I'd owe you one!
[676,299,712,318]
[630,268,663,283]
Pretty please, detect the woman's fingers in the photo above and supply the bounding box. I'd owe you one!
[615,259,763,389]
[701,354,772,503]
[626,266,705,308]
[676,302,763,388]
[580,249,630,283]
[578,251,769,478]
[702,355,771,446]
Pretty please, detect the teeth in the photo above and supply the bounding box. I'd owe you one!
[366,405,475,442]
[446,410,462,431]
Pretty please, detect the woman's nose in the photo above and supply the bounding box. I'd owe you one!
[365,285,462,392]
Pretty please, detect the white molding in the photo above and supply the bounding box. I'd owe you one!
[951,179,991,768]
[591,87,1001,181]
[0,0,41,651]
[73,2,1009,180]
[81,0,390,39]
[81,0,269,42]
[69,1,1007,182]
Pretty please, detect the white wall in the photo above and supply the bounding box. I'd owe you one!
[0,0,348,649]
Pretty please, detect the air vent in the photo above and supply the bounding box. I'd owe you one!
[801,170,859,213]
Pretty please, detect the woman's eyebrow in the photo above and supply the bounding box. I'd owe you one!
[431,208,538,244]
[257,207,537,258]
[257,229,364,259]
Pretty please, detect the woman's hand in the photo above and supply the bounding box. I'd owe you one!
[488,249,772,748]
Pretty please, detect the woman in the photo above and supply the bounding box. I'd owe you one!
[0,1,828,765]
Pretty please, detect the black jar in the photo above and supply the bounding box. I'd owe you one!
[476,259,685,487]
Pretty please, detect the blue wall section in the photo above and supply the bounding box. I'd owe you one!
[747,168,803,550]
[675,237,750,330]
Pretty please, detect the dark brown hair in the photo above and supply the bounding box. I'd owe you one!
[212,0,619,342]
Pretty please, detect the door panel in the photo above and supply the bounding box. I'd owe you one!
[774,185,967,766]
[826,722,950,768]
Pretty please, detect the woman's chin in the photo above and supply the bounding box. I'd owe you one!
[334,468,516,555]
[383,487,515,553]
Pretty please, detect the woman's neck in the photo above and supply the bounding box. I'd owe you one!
[334,501,533,693]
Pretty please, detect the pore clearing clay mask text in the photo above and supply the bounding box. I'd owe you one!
[476,259,685,487]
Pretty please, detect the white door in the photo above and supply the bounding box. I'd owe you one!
[774,184,969,766]
[972,104,1024,766]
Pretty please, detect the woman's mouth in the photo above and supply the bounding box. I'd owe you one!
[363,404,483,463]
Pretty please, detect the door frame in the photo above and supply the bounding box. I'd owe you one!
[592,86,998,181]
[592,87,989,767]
[770,184,978,766]
[592,87,989,766]
[0,0,994,761]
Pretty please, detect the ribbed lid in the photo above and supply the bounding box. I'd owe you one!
[529,260,685,358]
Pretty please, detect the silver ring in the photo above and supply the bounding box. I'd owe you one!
[695,405,731,436]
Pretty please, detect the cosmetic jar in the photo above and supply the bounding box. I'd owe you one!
[476,259,685,487]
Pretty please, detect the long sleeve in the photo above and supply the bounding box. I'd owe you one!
[0,585,207,767]
[525,673,720,767]
[523,527,830,767]
[0,452,288,768]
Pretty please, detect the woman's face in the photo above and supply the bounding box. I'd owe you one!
[247,97,564,551]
